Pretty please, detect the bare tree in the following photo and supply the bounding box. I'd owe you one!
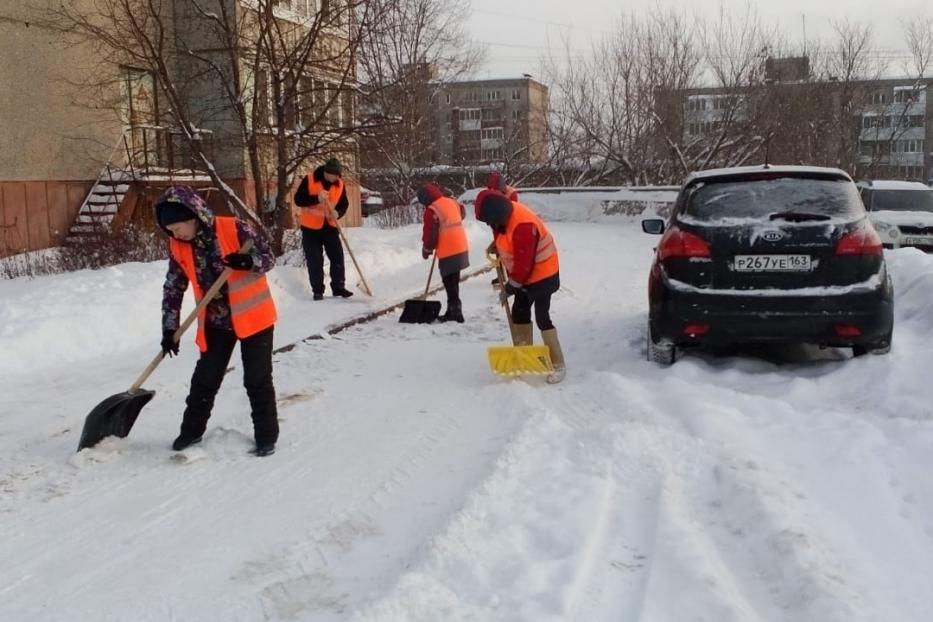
[43,0,381,252]
[357,0,484,203]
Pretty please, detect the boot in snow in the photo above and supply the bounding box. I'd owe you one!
[172,434,203,451]
[438,301,464,323]
[541,328,566,384]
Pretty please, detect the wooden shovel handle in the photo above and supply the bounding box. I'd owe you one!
[128,240,254,392]
[422,252,437,300]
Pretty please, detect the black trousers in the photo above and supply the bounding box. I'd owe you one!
[511,273,560,330]
[442,272,461,307]
[301,225,345,294]
[180,326,279,445]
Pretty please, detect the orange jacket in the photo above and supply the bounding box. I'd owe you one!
[425,196,469,259]
[299,177,345,230]
[169,216,277,352]
[495,201,558,285]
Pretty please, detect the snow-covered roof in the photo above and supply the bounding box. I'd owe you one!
[859,179,931,191]
[685,164,852,184]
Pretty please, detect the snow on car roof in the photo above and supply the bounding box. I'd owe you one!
[685,164,851,184]
[860,180,932,191]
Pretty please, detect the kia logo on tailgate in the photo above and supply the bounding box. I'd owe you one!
[762,230,784,242]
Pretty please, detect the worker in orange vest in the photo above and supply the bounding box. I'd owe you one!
[418,182,470,322]
[293,157,354,300]
[485,171,518,287]
[474,189,566,383]
[156,185,279,457]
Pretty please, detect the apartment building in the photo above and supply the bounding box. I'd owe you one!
[0,0,359,258]
[675,57,933,183]
[436,77,549,165]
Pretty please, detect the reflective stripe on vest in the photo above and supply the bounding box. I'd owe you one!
[427,196,469,259]
[169,216,277,352]
[299,177,344,229]
[495,201,559,284]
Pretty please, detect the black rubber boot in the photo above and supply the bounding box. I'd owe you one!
[172,434,203,451]
[438,301,464,323]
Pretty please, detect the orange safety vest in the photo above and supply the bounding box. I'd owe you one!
[427,196,469,259]
[299,176,344,230]
[495,201,559,284]
[169,216,277,352]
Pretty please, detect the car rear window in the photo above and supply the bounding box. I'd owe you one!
[870,189,933,212]
[682,176,864,223]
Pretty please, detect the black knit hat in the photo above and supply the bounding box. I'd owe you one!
[156,201,196,227]
[322,158,342,175]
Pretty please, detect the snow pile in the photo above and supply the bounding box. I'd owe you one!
[459,186,677,224]
[1,197,932,621]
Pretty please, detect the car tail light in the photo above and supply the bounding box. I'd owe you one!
[658,228,711,261]
[834,323,862,337]
[835,227,883,256]
[683,323,710,337]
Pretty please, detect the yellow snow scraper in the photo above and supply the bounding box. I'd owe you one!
[486,254,552,376]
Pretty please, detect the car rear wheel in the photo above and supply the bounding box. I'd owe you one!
[647,319,676,366]
[853,333,892,357]
[853,342,891,357]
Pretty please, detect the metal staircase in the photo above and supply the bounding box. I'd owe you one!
[63,127,215,246]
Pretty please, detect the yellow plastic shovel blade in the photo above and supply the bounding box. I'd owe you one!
[487,344,553,376]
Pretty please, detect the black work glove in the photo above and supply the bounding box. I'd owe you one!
[222,252,253,270]
[422,248,432,260]
[161,329,179,357]
[498,280,524,305]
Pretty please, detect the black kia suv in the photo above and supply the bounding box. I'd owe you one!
[642,165,894,365]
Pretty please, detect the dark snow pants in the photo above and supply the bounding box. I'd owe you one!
[180,326,278,445]
[511,272,560,330]
[301,225,345,295]
[442,271,461,307]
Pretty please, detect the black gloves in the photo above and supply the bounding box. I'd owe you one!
[161,329,179,357]
[222,252,253,270]
[498,280,524,305]
[422,248,432,260]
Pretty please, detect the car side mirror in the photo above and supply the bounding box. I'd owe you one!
[642,219,665,235]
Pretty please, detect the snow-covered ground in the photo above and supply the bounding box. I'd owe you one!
[2,190,933,621]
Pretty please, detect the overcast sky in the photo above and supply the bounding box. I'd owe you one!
[465,0,932,81]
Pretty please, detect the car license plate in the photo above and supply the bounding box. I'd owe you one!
[903,236,933,246]
[733,254,811,272]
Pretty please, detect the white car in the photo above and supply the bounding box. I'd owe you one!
[360,187,385,217]
[859,180,933,250]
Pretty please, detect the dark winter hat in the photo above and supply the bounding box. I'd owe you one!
[474,189,513,229]
[322,158,343,176]
[417,182,444,206]
[156,200,197,227]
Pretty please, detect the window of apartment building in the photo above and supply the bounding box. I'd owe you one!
[686,97,707,112]
[445,93,451,104]
[862,115,876,129]
[486,90,502,101]
[482,148,503,160]
[893,88,918,104]
[481,127,504,140]
[894,139,924,153]
[482,108,502,122]
[458,109,481,121]
[868,92,888,105]
[120,67,157,127]
[511,89,521,100]
[511,110,522,121]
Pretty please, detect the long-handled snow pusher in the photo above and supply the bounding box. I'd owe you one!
[77,241,252,451]
[399,251,442,323]
[486,254,552,376]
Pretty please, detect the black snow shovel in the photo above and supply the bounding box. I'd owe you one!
[77,241,252,451]
[399,251,441,323]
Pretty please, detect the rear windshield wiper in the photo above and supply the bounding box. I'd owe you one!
[768,211,832,222]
